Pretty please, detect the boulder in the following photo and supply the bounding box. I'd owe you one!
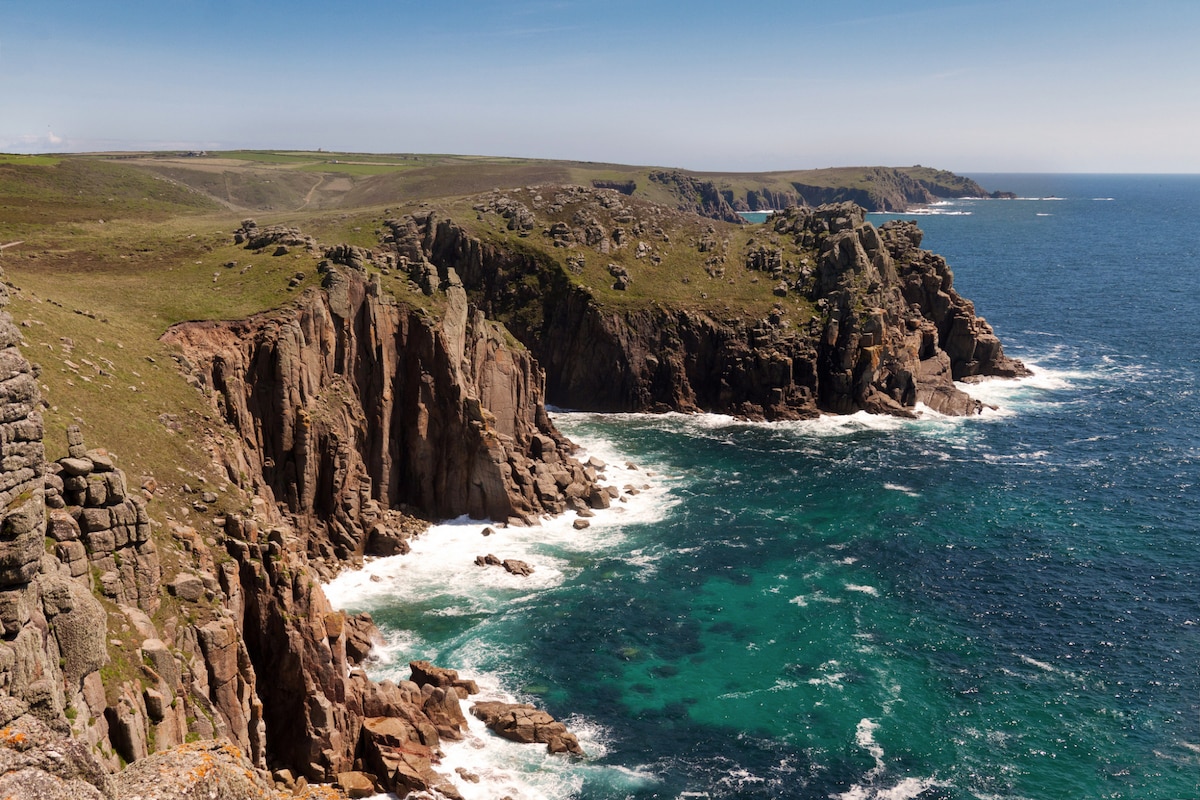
[359,716,441,796]
[168,573,205,602]
[57,457,92,477]
[337,771,378,798]
[502,559,534,577]
[114,739,278,799]
[470,701,585,755]
[0,710,111,800]
[409,660,479,696]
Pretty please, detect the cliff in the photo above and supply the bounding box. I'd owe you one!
[788,167,1002,212]
[0,238,602,796]
[383,188,1027,419]
[162,246,596,538]
[649,166,1007,216]
[0,173,1026,798]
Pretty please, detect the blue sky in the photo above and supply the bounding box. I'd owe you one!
[1,0,1197,172]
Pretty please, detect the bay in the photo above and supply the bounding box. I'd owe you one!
[326,175,1200,800]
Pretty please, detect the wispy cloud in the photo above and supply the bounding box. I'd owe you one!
[0,131,67,153]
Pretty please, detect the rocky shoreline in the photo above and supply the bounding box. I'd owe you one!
[0,246,606,796]
[0,190,1026,798]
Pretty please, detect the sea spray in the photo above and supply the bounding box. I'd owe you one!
[330,175,1200,797]
[323,441,673,799]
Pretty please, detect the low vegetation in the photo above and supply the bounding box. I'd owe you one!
[0,151,994,528]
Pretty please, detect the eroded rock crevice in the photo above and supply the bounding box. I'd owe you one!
[163,257,598,555]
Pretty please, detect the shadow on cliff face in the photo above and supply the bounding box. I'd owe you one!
[383,191,1027,421]
[162,239,604,555]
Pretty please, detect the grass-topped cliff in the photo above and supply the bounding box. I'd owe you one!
[0,152,1024,797]
[0,151,1017,501]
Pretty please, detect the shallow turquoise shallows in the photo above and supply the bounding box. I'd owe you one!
[325,175,1200,800]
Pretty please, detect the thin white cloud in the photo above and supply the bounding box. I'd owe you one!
[0,130,68,153]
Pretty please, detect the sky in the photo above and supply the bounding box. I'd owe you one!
[1,0,1197,173]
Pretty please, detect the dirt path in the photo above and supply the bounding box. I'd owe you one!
[297,174,326,211]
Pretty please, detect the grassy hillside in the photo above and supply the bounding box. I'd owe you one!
[0,151,995,532]
[0,157,218,237]
[98,150,1000,215]
[1,186,322,531]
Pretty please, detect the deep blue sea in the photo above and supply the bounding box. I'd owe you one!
[326,175,1200,800]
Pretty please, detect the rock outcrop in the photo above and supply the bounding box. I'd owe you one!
[790,168,999,212]
[162,257,598,559]
[384,192,1027,419]
[470,701,584,756]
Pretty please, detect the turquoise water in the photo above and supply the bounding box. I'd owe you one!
[737,211,774,224]
[327,176,1200,799]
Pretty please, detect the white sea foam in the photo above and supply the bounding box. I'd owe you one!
[956,362,1079,412]
[1015,654,1085,686]
[835,776,945,800]
[323,446,675,615]
[834,719,943,800]
[882,483,919,497]
[805,660,847,690]
[321,431,672,800]
[1018,654,1055,672]
[869,208,974,217]
[845,583,881,597]
[427,684,656,800]
[856,718,886,777]
[717,677,800,700]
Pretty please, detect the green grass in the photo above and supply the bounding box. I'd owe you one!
[295,161,415,176]
[0,154,63,166]
[0,159,217,238]
[434,188,819,326]
[218,150,324,165]
[4,203,327,535]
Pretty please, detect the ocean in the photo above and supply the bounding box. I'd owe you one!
[324,175,1200,800]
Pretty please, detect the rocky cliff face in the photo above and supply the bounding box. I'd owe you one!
[384,193,1027,419]
[0,264,266,796]
[162,253,595,543]
[791,168,1002,212]
[0,229,600,796]
[647,170,747,223]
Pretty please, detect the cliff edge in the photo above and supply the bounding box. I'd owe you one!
[0,177,1026,799]
[381,187,1027,419]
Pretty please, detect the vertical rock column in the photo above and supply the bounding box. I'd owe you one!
[55,426,161,613]
[0,268,60,719]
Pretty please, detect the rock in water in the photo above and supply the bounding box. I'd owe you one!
[470,701,585,755]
